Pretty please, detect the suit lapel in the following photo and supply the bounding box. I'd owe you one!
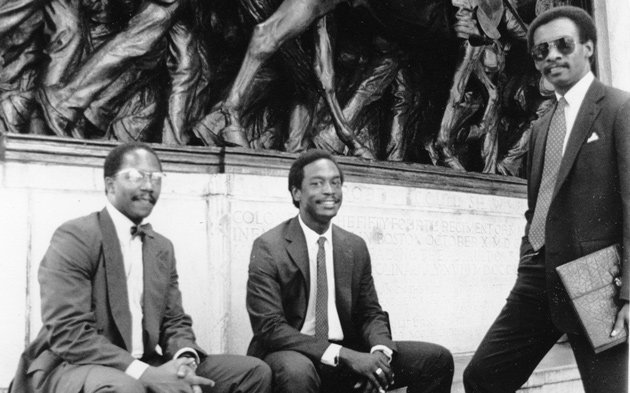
[141,225,167,353]
[98,209,133,351]
[285,217,310,296]
[554,81,604,197]
[332,225,353,324]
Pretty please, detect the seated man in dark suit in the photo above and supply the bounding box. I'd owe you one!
[246,149,454,393]
[10,142,271,393]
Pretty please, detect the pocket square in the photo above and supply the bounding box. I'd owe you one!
[586,133,599,143]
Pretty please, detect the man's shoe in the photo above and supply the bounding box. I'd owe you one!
[36,88,75,137]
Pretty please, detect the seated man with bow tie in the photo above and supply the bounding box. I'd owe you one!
[9,142,272,393]
[246,149,454,393]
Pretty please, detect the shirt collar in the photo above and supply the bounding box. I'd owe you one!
[555,71,594,107]
[298,214,332,246]
[106,200,145,240]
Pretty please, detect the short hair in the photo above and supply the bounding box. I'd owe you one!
[103,142,162,178]
[527,6,597,52]
[288,149,344,208]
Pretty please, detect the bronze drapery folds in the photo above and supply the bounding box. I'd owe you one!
[0,0,589,177]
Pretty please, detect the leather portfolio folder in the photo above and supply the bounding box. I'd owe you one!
[556,244,627,353]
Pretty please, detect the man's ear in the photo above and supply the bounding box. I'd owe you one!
[583,39,594,59]
[291,186,301,205]
[104,177,115,195]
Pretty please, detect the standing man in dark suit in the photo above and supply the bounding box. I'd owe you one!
[10,142,272,393]
[463,6,629,393]
[246,149,454,393]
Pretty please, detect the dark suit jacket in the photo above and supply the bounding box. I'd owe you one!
[10,208,204,393]
[246,216,395,363]
[521,79,630,332]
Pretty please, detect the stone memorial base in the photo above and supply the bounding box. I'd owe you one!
[0,134,580,391]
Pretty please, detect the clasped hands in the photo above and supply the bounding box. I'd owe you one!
[140,357,215,393]
[339,348,393,393]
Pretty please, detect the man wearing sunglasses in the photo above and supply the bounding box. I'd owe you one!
[9,142,272,393]
[463,5,629,393]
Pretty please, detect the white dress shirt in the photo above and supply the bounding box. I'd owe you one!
[556,71,594,155]
[297,215,392,366]
[105,202,199,378]
[105,202,148,377]
[298,215,344,365]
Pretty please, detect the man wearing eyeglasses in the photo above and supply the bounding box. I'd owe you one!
[463,5,629,393]
[9,142,272,393]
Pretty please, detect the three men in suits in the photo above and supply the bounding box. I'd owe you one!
[463,6,629,393]
[10,142,272,393]
[246,149,454,393]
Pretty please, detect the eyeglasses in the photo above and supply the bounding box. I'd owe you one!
[530,36,577,61]
[115,168,165,185]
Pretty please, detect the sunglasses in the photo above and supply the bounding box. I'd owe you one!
[530,36,577,61]
[115,168,166,185]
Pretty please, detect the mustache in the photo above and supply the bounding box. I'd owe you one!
[543,62,568,73]
[132,193,157,204]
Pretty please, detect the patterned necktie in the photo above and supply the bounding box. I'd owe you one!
[529,97,568,251]
[315,236,329,340]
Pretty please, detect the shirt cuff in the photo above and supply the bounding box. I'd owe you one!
[321,343,342,366]
[125,359,150,379]
[371,345,393,363]
[174,347,200,364]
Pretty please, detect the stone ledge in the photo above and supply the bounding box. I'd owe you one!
[366,343,581,393]
[0,133,526,198]
[0,346,580,392]
[449,343,582,393]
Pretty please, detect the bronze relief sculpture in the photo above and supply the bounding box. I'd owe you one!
[0,0,588,176]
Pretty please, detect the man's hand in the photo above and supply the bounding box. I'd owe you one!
[175,358,212,393]
[340,348,392,393]
[140,358,215,393]
[611,302,629,338]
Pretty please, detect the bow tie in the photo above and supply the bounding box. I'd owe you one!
[130,224,150,240]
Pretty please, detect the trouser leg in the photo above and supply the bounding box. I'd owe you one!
[47,363,145,393]
[568,333,628,393]
[263,351,319,393]
[197,354,271,393]
[389,340,453,393]
[463,254,563,392]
